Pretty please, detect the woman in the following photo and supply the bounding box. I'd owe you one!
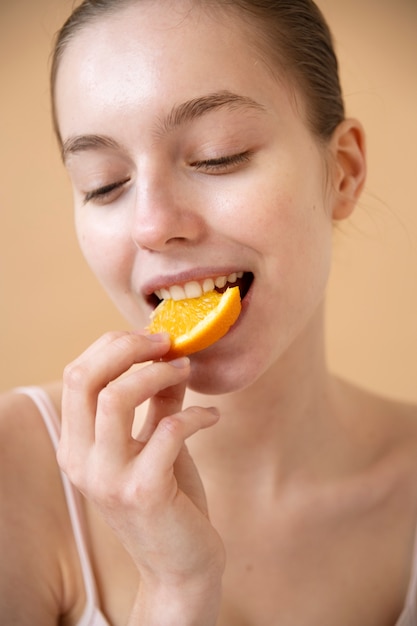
[1,1,416,624]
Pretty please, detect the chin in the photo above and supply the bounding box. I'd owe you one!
[186,347,263,395]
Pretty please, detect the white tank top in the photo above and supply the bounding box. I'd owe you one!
[16,386,110,626]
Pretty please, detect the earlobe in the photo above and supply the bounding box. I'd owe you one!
[330,118,367,221]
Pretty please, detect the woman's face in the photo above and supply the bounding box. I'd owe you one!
[56,1,337,394]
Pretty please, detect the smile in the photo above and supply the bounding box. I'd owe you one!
[152,271,253,305]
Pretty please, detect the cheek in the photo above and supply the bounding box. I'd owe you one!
[75,213,132,292]
[227,180,331,264]
[76,218,149,328]
[234,172,334,316]
[274,200,333,296]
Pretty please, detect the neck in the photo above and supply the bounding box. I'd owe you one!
[185,303,341,489]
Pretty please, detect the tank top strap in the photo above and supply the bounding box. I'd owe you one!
[14,386,104,626]
[392,507,417,626]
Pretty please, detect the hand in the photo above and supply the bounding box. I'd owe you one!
[58,331,225,623]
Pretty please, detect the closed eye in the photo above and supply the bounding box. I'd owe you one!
[83,177,131,205]
[191,151,253,173]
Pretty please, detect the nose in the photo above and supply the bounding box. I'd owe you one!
[130,169,204,252]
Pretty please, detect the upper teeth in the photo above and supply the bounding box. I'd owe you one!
[155,272,243,301]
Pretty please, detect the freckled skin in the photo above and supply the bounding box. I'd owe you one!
[57,3,335,394]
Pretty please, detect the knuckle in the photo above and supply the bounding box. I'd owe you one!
[97,330,132,350]
[120,480,149,507]
[186,405,217,426]
[111,332,137,351]
[158,414,183,437]
[141,361,188,392]
[56,446,84,489]
[55,444,67,473]
[88,473,117,505]
[102,330,127,342]
[111,331,151,355]
[123,478,165,515]
[94,475,154,513]
[97,385,121,414]
[186,405,206,418]
[57,452,110,503]
[63,361,88,390]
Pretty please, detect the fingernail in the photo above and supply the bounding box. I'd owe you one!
[168,356,190,368]
[147,332,170,342]
[207,406,220,418]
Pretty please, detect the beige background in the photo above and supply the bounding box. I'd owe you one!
[0,0,416,401]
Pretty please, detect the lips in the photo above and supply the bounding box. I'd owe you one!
[147,271,253,308]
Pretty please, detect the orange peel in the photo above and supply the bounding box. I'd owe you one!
[147,286,241,358]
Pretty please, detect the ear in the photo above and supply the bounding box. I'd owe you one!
[329,118,367,221]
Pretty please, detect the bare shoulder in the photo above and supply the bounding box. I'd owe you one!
[368,388,417,456]
[339,379,417,493]
[377,391,417,481]
[0,383,84,624]
[337,377,417,449]
[0,382,63,458]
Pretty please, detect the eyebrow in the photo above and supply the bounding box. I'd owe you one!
[61,90,265,161]
[155,90,266,135]
[61,134,120,162]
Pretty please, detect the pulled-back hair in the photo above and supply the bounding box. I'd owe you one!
[50,0,345,143]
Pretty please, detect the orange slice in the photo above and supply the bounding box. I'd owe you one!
[147,286,241,358]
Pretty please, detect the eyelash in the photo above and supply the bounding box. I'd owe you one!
[191,151,253,172]
[82,151,252,204]
[83,178,130,205]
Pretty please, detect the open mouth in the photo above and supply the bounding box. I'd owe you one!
[148,271,254,309]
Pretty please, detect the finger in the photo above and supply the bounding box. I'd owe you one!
[138,359,189,443]
[174,445,209,515]
[60,331,135,448]
[136,380,188,444]
[59,332,171,468]
[93,358,191,458]
[136,406,220,487]
[64,331,171,397]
